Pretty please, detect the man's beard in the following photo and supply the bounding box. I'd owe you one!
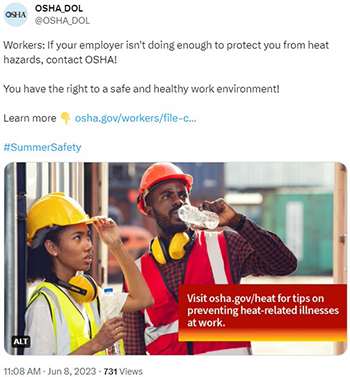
[153,207,188,235]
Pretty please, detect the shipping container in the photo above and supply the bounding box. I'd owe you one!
[225,162,334,190]
[109,162,224,196]
[262,189,333,276]
[172,162,225,199]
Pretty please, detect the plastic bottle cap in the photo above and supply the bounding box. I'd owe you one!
[104,288,113,293]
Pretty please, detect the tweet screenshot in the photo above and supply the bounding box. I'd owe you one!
[1,1,349,376]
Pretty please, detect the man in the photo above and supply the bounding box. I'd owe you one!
[123,162,297,355]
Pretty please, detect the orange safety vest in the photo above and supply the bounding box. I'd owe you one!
[137,231,251,355]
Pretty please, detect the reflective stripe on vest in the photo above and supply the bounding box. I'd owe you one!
[139,231,252,355]
[205,232,228,284]
[145,319,179,345]
[143,296,179,346]
[28,282,105,355]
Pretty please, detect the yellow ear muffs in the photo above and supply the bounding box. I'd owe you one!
[68,275,98,304]
[151,237,168,265]
[56,275,98,304]
[151,232,190,265]
[169,232,190,260]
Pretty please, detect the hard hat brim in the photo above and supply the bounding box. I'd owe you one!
[28,217,98,249]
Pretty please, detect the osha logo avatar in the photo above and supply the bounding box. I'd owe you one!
[4,3,27,26]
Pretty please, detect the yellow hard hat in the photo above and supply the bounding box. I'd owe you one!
[27,193,95,246]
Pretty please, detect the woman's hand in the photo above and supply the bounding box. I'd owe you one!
[91,317,125,352]
[92,216,154,314]
[71,317,125,355]
[92,216,122,249]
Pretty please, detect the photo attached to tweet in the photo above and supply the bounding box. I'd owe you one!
[4,161,347,363]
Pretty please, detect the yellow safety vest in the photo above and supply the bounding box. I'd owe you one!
[28,282,106,355]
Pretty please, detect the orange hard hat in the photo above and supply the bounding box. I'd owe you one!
[137,163,193,214]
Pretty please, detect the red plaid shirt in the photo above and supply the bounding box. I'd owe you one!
[123,219,297,354]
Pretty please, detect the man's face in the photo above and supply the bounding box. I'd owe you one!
[145,180,191,236]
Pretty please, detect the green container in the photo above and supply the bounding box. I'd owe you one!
[263,190,333,276]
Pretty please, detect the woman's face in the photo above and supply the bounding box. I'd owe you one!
[52,223,93,276]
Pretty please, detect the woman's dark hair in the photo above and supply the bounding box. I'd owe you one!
[27,226,66,283]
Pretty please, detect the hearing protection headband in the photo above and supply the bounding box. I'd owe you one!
[55,278,88,296]
[48,273,98,304]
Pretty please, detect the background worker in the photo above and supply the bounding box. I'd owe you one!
[123,163,297,355]
[24,193,154,355]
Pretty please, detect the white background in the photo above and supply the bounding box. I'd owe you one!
[0,1,349,376]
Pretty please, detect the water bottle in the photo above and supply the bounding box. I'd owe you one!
[178,205,219,229]
[100,288,125,355]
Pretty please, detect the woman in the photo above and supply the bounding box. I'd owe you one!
[24,192,154,355]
